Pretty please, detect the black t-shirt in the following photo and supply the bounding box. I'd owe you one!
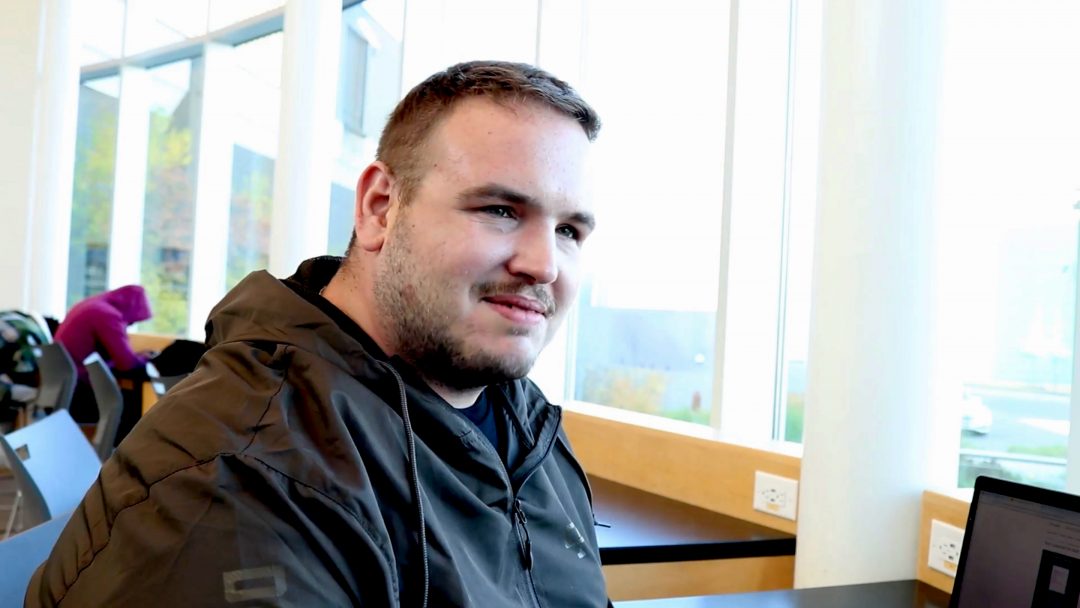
[459,390,502,457]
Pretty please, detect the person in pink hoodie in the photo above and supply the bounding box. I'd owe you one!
[55,285,153,422]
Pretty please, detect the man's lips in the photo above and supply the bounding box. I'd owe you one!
[482,294,549,316]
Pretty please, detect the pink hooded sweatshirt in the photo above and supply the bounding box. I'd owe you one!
[55,285,153,380]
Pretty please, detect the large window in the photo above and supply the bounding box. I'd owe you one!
[568,3,731,425]
[226,32,283,290]
[68,2,288,334]
[139,59,197,335]
[56,0,1080,493]
[938,2,1080,489]
[67,77,121,309]
[328,0,405,256]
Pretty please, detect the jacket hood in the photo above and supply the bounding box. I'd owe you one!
[206,257,550,425]
[205,257,379,375]
[104,285,153,324]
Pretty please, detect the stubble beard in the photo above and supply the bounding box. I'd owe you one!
[373,220,543,392]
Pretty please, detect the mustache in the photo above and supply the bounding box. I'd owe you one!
[475,282,557,316]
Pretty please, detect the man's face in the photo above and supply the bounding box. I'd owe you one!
[374,97,594,390]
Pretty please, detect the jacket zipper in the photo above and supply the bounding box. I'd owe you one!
[489,445,543,607]
[512,498,533,570]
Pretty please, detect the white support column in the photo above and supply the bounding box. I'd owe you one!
[268,0,340,278]
[0,0,80,315]
[794,0,950,587]
[28,0,80,318]
[108,66,152,289]
[187,42,237,335]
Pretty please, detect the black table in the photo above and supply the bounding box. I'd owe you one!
[591,477,796,565]
[615,579,950,607]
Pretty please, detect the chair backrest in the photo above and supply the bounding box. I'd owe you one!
[0,512,71,608]
[146,362,188,397]
[26,311,53,343]
[0,411,99,528]
[32,343,76,412]
[83,353,124,461]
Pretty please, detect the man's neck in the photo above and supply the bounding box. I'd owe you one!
[426,380,484,409]
[322,266,484,410]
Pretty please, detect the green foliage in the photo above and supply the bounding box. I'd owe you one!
[139,109,195,336]
[580,367,669,415]
[784,393,805,443]
[577,368,710,425]
[662,406,710,425]
[68,93,119,307]
[1006,444,1068,458]
[226,160,273,290]
[958,459,1026,488]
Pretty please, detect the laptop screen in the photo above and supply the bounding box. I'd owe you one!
[952,476,1080,608]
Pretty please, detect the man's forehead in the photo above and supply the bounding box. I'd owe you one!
[421,98,594,207]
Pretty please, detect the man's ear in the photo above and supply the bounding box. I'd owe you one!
[353,161,395,252]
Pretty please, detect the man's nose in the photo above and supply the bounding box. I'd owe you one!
[507,224,558,285]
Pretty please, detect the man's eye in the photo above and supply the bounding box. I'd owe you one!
[481,206,516,219]
[556,225,581,241]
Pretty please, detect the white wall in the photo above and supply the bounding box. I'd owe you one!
[0,0,79,317]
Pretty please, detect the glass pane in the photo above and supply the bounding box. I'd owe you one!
[226,32,283,290]
[779,0,823,444]
[79,0,125,65]
[209,0,284,32]
[140,59,198,336]
[940,3,1080,490]
[67,77,121,309]
[125,0,210,56]
[570,2,730,424]
[328,0,405,255]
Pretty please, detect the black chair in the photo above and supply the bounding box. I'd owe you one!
[0,512,71,607]
[145,361,188,397]
[83,354,124,462]
[30,344,76,416]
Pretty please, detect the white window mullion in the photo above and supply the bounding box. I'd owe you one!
[108,65,151,290]
[268,0,339,278]
[711,0,794,440]
[186,42,237,336]
[1065,208,1080,493]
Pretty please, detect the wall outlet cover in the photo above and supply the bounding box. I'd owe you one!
[752,471,798,521]
[928,519,965,577]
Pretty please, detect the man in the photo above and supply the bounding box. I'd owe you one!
[27,61,607,607]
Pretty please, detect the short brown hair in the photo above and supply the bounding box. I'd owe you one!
[377,60,601,205]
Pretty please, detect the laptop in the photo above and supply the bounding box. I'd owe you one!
[951,475,1080,608]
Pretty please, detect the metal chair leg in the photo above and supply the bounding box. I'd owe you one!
[3,490,22,539]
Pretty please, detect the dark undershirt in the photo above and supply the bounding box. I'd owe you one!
[459,390,501,456]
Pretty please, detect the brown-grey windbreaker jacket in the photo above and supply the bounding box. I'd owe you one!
[25,257,609,607]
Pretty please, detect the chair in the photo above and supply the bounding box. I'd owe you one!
[0,411,99,537]
[145,361,187,397]
[30,343,76,415]
[0,511,71,607]
[83,353,124,461]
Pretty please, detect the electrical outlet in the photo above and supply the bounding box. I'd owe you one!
[928,519,965,577]
[752,471,798,520]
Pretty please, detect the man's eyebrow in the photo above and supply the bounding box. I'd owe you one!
[458,183,596,230]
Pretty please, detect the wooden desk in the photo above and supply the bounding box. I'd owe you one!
[614,579,950,607]
[591,477,797,600]
[592,477,796,565]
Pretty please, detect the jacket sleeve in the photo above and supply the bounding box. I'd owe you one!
[25,454,399,607]
[93,311,145,372]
